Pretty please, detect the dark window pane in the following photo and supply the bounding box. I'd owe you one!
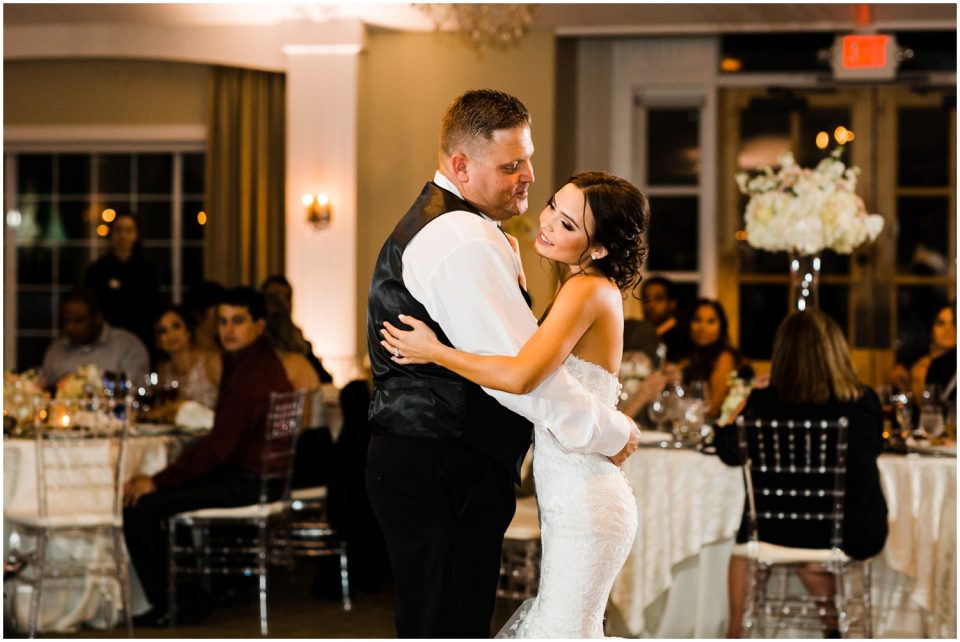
[739,284,788,360]
[896,286,952,365]
[182,200,206,241]
[137,154,173,195]
[58,154,91,195]
[59,200,94,240]
[182,247,204,288]
[646,196,698,271]
[143,246,172,286]
[17,245,53,284]
[738,109,790,170]
[818,285,850,338]
[740,283,851,360]
[898,108,950,186]
[17,290,54,330]
[798,109,850,168]
[182,153,205,195]
[97,154,132,194]
[647,109,700,185]
[896,197,950,274]
[17,336,53,373]
[17,154,53,195]
[740,241,849,277]
[59,246,91,287]
[137,199,172,239]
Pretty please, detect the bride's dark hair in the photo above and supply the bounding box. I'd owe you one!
[567,171,649,293]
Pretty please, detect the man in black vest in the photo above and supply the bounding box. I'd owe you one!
[366,89,640,638]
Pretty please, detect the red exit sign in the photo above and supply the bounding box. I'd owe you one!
[841,34,890,69]
[832,34,898,80]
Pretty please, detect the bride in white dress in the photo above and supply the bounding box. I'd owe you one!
[380,171,649,638]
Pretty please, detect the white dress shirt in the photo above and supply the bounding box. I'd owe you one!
[400,171,631,457]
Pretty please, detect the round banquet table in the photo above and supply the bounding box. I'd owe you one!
[3,431,189,632]
[606,439,957,638]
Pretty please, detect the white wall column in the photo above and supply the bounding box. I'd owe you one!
[285,21,363,385]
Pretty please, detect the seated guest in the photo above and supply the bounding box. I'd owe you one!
[183,280,226,353]
[144,305,219,421]
[40,288,149,390]
[912,303,956,399]
[886,303,956,397]
[641,275,690,363]
[717,309,888,637]
[260,274,334,383]
[926,345,957,403]
[678,298,745,420]
[121,287,297,626]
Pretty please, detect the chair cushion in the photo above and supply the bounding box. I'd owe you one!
[731,540,851,564]
[291,486,327,501]
[175,501,287,521]
[5,511,122,529]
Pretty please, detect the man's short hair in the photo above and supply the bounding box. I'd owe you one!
[260,274,291,292]
[440,89,531,156]
[641,276,676,301]
[219,286,267,321]
[61,288,101,314]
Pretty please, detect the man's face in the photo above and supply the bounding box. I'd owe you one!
[217,304,265,353]
[459,125,535,221]
[642,283,675,326]
[109,215,138,256]
[62,301,103,346]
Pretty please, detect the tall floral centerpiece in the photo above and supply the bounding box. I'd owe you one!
[736,149,884,310]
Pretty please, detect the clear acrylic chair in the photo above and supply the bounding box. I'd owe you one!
[734,416,874,638]
[271,484,352,610]
[166,389,306,636]
[4,396,134,638]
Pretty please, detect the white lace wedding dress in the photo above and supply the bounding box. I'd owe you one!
[497,355,639,638]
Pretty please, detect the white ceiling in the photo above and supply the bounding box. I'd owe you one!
[3,3,956,35]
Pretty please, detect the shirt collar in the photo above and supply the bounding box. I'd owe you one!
[433,171,496,224]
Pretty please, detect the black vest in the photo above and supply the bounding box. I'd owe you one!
[366,182,533,480]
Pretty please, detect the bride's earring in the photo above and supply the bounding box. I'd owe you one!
[591,252,601,261]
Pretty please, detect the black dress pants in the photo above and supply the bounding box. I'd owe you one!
[122,468,260,612]
[365,433,516,639]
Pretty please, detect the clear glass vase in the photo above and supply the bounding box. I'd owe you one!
[788,252,821,311]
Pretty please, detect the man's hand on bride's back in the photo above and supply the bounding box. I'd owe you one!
[381,314,441,365]
[607,418,641,466]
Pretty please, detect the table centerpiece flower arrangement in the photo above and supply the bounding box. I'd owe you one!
[735,148,884,309]
[3,369,47,433]
[54,364,105,400]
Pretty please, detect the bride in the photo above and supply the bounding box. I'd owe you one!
[380,171,649,638]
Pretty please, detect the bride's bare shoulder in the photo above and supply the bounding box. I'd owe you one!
[556,273,621,305]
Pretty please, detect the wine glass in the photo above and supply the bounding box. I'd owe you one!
[916,385,944,440]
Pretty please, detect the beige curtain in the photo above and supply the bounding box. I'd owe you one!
[204,66,286,287]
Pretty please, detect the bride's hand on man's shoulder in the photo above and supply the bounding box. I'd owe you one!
[380,314,440,365]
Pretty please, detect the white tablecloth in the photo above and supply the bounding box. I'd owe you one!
[607,446,957,638]
[3,434,181,632]
[608,443,745,637]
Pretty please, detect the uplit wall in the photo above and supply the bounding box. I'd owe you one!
[3,28,559,379]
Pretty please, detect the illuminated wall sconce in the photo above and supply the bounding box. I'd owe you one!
[303,192,332,229]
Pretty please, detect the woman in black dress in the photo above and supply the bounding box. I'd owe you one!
[718,309,888,637]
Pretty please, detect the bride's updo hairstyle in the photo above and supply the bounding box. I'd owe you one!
[569,171,649,293]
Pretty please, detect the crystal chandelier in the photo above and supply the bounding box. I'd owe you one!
[414,3,533,48]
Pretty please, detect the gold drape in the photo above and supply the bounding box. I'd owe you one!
[204,66,286,287]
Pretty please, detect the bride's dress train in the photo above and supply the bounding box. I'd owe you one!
[497,355,638,638]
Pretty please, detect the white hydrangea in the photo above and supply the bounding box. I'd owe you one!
[736,149,884,255]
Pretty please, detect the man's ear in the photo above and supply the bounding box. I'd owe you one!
[450,152,470,182]
[255,318,267,335]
